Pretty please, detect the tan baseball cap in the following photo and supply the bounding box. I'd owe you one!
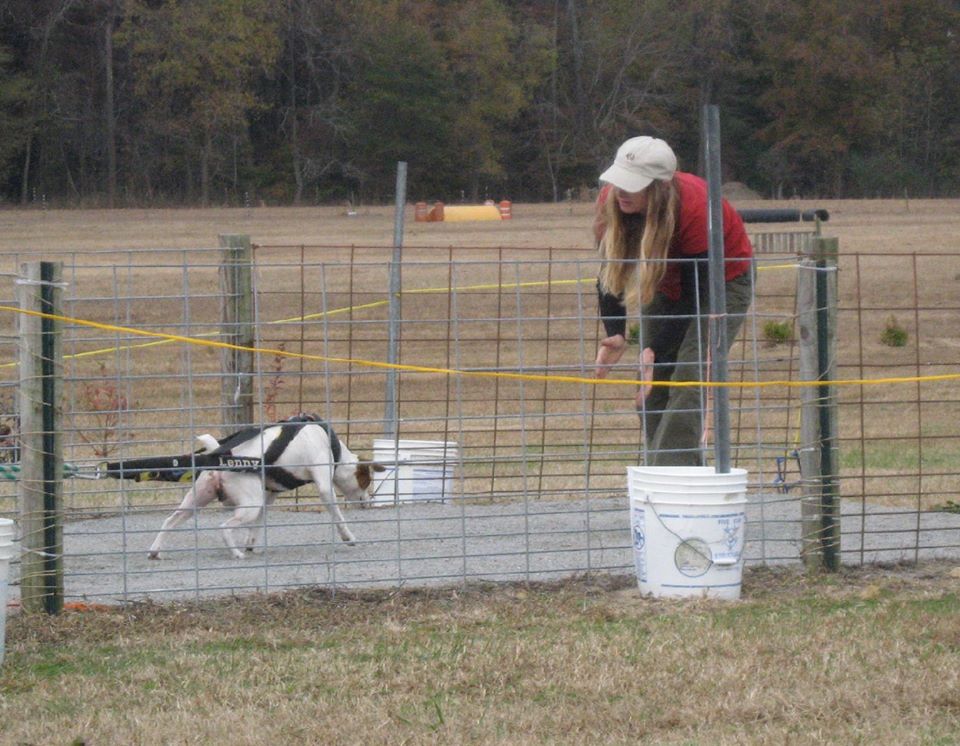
[599,136,677,193]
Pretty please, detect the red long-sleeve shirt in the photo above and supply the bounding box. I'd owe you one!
[595,172,753,302]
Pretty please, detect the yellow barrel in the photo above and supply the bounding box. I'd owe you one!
[441,205,503,222]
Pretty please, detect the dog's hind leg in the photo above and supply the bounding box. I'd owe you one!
[219,506,263,559]
[242,493,277,553]
[147,472,219,559]
[243,525,260,553]
[216,475,266,559]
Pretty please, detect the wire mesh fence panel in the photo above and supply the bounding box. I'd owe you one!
[0,235,958,604]
[837,251,960,564]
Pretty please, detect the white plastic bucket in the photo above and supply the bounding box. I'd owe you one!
[628,466,748,600]
[371,439,459,506]
[0,518,16,666]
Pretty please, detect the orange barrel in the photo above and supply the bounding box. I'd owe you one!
[414,201,428,221]
[428,201,445,222]
[499,200,512,220]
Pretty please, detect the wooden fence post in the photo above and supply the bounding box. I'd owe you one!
[797,245,823,569]
[219,235,254,432]
[17,261,64,613]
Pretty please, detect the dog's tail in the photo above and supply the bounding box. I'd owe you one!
[195,434,220,453]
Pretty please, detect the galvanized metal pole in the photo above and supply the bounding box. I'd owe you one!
[384,161,407,439]
[796,234,841,571]
[219,234,254,432]
[703,105,730,472]
[815,236,840,570]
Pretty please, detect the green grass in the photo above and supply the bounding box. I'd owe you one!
[840,444,960,470]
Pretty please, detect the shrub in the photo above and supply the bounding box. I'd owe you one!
[762,320,793,345]
[935,500,960,514]
[0,390,18,463]
[261,343,286,422]
[880,316,908,347]
[76,362,137,458]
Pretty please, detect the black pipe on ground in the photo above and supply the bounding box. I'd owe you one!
[738,208,829,223]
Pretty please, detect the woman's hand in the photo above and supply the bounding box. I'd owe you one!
[595,334,627,378]
[635,347,655,407]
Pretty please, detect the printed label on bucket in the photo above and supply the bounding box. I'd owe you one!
[717,514,745,562]
[632,510,646,582]
[674,538,712,577]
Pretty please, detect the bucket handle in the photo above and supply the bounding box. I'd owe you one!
[369,464,402,499]
[642,492,744,568]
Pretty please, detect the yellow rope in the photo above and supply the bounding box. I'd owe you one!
[5,273,794,366]
[2,304,957,390]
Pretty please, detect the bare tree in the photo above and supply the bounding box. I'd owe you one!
[277,0,355,204]
[102,0,117,207]
[15,0,80,204]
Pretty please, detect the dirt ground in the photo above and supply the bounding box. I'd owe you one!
[10,490,959,605]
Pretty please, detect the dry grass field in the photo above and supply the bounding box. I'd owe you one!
[4,566,960,744]
[2,201,960,744]
[3,199,959,505]
[2,196,959,253]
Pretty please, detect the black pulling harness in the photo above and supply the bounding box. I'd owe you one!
[102,414,342,490]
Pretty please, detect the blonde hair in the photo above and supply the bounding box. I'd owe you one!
[597,179,679,308]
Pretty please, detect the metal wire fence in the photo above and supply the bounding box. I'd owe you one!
[1,231,958,604]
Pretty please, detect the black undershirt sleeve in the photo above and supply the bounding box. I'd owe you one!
[596,256,710,358]
[596,280,627,338]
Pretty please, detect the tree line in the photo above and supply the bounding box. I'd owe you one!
[2,0,958,207]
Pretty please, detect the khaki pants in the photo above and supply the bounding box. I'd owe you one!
[639,271,753,466]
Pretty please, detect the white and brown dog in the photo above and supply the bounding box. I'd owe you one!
[146,418,384,560]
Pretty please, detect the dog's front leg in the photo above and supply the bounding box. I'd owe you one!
[331,506,357,545]
[310,466,356,545]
